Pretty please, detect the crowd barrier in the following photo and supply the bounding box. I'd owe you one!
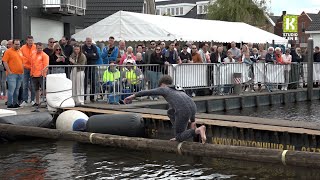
[42,62,317,103]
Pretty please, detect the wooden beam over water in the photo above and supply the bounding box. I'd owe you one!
[0,123,319,168]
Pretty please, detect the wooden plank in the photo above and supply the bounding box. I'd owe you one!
[63,107,320,136]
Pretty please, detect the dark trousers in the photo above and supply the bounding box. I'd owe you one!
[84,66,96,101]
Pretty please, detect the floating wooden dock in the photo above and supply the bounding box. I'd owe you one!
[63,105,320,153]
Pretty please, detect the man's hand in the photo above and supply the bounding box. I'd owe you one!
[165,61,170,65]
[124,94,135,104]
[190,122,196,129]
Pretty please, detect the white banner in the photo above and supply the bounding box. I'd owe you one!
[168,64,208,88]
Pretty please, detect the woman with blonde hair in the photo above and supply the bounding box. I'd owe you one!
[49,43,67,74]
[69,44,87,105]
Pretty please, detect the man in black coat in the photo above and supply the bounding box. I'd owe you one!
[82,37,99,102]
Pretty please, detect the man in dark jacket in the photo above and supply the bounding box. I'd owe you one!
[314,46,320,62]
[82,37,99,102]
[179,45,192,63]
[60,36,73,59]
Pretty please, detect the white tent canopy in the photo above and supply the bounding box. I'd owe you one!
[73,11,287,44]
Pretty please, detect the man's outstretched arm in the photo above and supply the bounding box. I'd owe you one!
[124,87,166,103]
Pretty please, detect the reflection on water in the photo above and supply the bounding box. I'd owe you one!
[0,139,319,179]
[215,101,320,122]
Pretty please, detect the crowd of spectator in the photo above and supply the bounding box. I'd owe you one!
[1,35,320,108]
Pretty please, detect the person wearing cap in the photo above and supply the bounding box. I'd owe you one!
[121,59,143,93]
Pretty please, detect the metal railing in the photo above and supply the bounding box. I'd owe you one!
[42,63,316,105]
[42,0,86,15]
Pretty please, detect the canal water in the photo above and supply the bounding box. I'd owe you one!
[1,101,320,179]
[1,139,319,179]
[215,101,320,122]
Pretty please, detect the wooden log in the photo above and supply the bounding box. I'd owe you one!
[1,123,320,168]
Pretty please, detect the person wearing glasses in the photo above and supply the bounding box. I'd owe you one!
[147,45,166,100]
[49,44,67,74]
[44,38,56,56]
[191,45,202,63]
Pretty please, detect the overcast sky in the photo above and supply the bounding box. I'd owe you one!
[155,0,320,15]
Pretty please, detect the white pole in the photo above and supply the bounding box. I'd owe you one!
[10,0,13,39]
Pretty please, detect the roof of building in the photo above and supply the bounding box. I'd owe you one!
[156,0,199,6]
[307,13,319,21]
[182,6,207,19]
[307,18,320,31]
[84,0,144,27]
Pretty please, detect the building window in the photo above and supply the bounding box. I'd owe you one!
[176,7,179,15]
[198,5,203,14]
[180,7,183,15]
[171,8,174,15]
[167,8,170,15]
[302,22,305,32]
[156,9,160,15]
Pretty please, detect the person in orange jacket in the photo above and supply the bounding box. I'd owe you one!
[30,42,49,107]
[20,35,37,106]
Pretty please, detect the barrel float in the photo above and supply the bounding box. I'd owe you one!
[86,114,145,137]
[56,110,88,131]
[0,112,53,128]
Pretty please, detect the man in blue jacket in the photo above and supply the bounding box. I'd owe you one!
[101,36,119,64]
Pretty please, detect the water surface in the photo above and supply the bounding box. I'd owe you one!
[0,139,319,179]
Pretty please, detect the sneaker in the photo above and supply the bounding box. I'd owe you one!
[14,104,22,109]
[31,101,36,106]
[20,101,28,107]
[7,105,18,110]
[153,97,159,101]
[32,103,39,107]
[192,92,196,97]
[148,96,153,101]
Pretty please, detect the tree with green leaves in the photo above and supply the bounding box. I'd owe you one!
[207,0,269,26]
